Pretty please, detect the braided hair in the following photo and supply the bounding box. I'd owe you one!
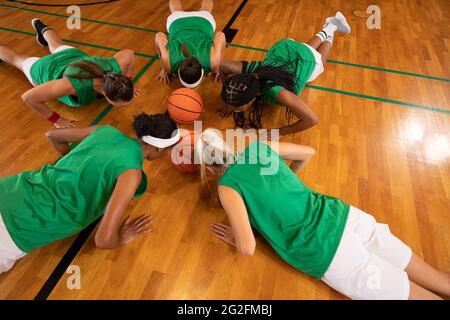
[221,62,298,129]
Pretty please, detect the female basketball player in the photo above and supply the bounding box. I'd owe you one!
[0,18,137,128]
[155,0,226,88]
[218,12,351,137]
[195,128,450,300]
[0,113,180,274]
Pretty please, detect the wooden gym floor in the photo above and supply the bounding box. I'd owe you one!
[0,0,449,300]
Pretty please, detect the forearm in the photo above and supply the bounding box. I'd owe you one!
[95,170,143,250]
[155,34,170,73]
[23,98,53,119]
[46,137,70,156]
[213,33,226,73]
[125,55,134,78]
[45,126,98,156]
[219,68,228,83]
[279,119,317,136]
[95,232,121,250]
[268,141,316,174]
[290,160,307,174]
[215,48,225,75]
[219,60,242,83]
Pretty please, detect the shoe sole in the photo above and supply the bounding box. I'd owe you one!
[334,11,351,34]
[31,18,48,47]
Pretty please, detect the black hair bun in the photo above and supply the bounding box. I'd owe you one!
[133,112,178,140]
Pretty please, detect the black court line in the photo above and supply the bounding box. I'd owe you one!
[34,218,100,300]
[33,56,157,300]
[223,0,248,43]
[6,0,119,7]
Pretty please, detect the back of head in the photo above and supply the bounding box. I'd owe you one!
[221,73,259,106]
[103,73,134,102]
[67,60,134,103]
[222,64,296,129]
[221,64,296,107]
[133,112,178,141]
[195,128,236,186]
[179,56,203,87]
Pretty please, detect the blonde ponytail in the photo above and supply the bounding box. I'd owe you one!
[195,128,236,188]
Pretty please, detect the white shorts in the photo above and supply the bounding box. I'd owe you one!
[0,213,26,274]
[322,206,412,300]
[303,43,324,83]
[21,45,76,86]
[166,11,216,32]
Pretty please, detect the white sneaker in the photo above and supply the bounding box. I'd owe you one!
[331,11,351,34]
[323,17,334,28]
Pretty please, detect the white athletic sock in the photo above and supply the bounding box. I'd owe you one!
[316,23,337,42]
[324,34,334,46]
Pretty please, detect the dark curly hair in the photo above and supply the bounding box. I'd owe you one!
[132,112,178,142]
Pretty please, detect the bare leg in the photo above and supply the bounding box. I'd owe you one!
[405,253,450,297]
[317,41,332,65]
[200,0,213,12]
[306,35,323,50]
[169,0,184,12]
[409,281,443,300]
[0,46,29,71]
[42,29,65,54]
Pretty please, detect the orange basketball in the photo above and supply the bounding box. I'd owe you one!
[169,129,200,173]
[167,88,203,124]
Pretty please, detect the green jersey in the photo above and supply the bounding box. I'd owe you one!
[167,17,214,73]
[243,39,317,104]
[219,142,349,278]
[30,48,122,107]
[0,126,146,252]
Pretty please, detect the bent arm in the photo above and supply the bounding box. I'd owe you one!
[114,49,135,78]
[21,78,76,120]
[218,185,256,256]
[94,169,142,250]
[276,89,320,136]
[45,125,99,156]
[219,60,243,83]
[210,32,226,75]
[267,141,316,174]
[155,32,171,73]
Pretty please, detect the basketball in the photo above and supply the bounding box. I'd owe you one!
[169,129,200,173]
[167,88,203,124]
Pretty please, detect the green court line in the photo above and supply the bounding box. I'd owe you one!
[0,26,154,58]
[90,56,157,125]
[326,60,450,83]
[1,26,448,115]
[228,43,450,83]
[305,84,449,114]
[0,3,160,33]
[2,2,449,83]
